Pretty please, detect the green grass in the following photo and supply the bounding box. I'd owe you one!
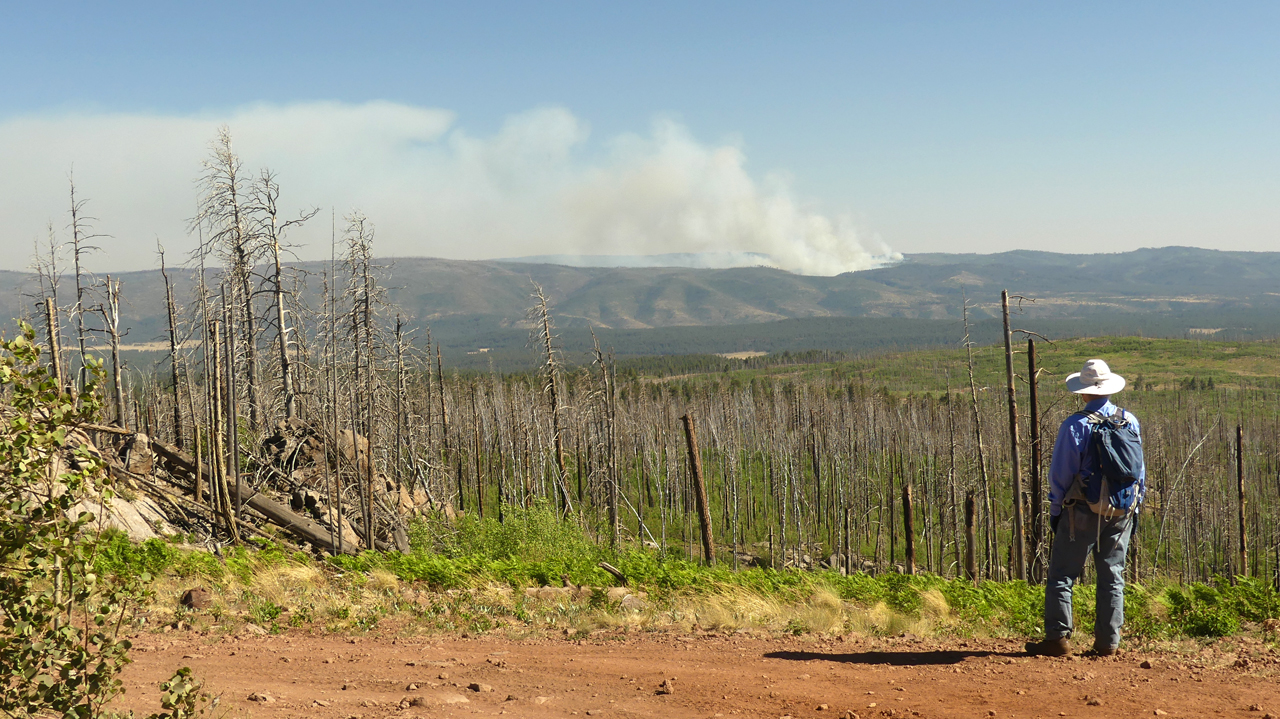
[663,336,1280,395]
[95,531,314,583]
[98,508,1280,641]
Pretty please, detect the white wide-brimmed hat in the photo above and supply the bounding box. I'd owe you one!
[1065,359,1127,395]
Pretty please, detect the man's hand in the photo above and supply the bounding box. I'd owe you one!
[1050,511,1061,535]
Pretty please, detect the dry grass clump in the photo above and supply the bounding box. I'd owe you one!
[143,556,395,634]
[252,563,329,604]
[841,588,955,637]
[564,582,970,639]
[366,568,401,594]
[685,587,787,632]
[794,588,846,634]
[137,553,974,643]
[583,607,651,633]
[846,601,895,634]
[625,585,846,636]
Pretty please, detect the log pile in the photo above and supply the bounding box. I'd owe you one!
[77,420,438,555]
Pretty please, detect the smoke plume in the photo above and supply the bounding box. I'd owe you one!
[0,102,894,275]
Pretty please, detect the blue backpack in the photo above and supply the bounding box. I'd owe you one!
[1078,408,1144,519]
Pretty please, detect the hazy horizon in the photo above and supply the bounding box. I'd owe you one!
[1,243,1268,279]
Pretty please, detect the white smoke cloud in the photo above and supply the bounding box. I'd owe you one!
[0,102,893,275]
[563,119,895,274]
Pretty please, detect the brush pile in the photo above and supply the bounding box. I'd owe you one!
[73,418,440,555]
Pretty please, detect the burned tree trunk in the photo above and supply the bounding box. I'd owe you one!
[436,346,458,511]
[273,237,296,421]
[159,243,183,447]
[1028,337,1043,580]
[592,331,620,548]
[44,297,63,390]
[208,317,240,543]
[394,316,406,494]
[1002,290,1026,581]
[223,290,243,523]
[326,252,345,554]
[1238,424,1249,578]
[902,483,916,575]
[361,251,377,545]
[681,412,715,566]
[962,291,995,577]
[965,492,978,582]
[33,224,64,388]
[103,276,126,427]
[946,373,962,576]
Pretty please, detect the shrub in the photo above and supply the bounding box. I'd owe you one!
[1221,577,1280,624]
[1183,604,1240,637]
[1155,578,1277,638]
[0,324,210,719]
[0,325,143,718]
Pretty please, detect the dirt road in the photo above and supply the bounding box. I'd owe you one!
[117,629,1280,719]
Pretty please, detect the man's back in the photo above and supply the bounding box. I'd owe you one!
[1047,397,1145,520]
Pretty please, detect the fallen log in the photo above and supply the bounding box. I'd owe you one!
[81,422,132,436]
[598,561,627,586]
[146,436,357,555]
[106,462,300,550]
[80,422,381,554]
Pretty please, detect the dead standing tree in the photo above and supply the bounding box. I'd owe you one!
[961,289,996,577]
[30,223,66,387]
[1237,424,1248,578]
[67,175,105,393]
[681,411,716,566]
[43,297,64,389]
[393,315,408,496]
[248,170,318,422]
[194,126,263,431]
[436,344,456,509]
[590,330,620,547]
[221,288,243,522]
[102,276,127,427]
[529,282,574,515]
[342,212,382,545]
[1001,289,1027,580]
[1027,337,1044,580]
[1000,291,1048,582]
[30,223,61,312]
[158,242,185,447]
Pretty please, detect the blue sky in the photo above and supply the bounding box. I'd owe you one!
[2,2,1277,272]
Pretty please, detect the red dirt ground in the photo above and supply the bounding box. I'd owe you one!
[116,629,1280,719]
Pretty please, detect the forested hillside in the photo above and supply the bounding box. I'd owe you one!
[5,246,1280,371]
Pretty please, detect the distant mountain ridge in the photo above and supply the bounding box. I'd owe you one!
[2,247,1278,366]
[496,251,781,270]
[398,246,1280,329]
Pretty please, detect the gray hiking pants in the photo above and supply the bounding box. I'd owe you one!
[1044,503,1134,650]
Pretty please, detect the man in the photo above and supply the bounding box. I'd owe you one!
[1026,358,1144,657]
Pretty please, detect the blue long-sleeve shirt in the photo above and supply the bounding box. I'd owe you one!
[1047,397,1145,517]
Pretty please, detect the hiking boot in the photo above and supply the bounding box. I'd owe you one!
[1025,637,1071,657]
[1092,643,1117,657]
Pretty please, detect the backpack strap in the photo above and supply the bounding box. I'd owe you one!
[1077,409,1106,425]
[1066,409,1105,504]
[1095,408,1131,439]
